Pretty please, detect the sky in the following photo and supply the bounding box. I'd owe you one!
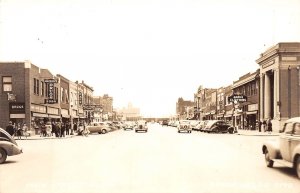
[1,0,300,117]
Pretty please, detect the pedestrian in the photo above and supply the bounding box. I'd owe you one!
[5,121,15,136]
[258,120,262,132]
[56,122,61,138]
[262,120,267,132]
[16,123,23,140]
[61,122,66,137]
[267,119,272,132]
[40,123,47,137]
[65,122,70,135]
[22,123,29,138]
[73,122,77,134]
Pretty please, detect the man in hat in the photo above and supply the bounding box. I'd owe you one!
[6,121,15,136]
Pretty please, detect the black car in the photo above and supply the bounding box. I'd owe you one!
[204,120,234,134]
[162,120,169,126]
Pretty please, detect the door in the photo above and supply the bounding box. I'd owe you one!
[290,122,300,161]
[280,122,293,161]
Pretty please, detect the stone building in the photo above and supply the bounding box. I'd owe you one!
[256,42,300,132]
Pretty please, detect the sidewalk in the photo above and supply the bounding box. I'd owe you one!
[235,129,279,136]
[14,134,76,140]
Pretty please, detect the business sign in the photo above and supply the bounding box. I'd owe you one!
[228,94,247,103]
[45,79,56,99]
[78,92,82,105]
[44,99,58,104]
[9,102,25,114]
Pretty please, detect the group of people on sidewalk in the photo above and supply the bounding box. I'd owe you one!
[258,119,273,132]
[5,121,30,139]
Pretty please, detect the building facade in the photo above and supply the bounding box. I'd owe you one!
[256,42,300,132]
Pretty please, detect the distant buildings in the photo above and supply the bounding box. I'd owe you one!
[117,103,141,121]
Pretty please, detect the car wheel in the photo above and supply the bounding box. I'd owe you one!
[296,156,300,179]
[228,127,234,134]
[101,129,107,134]
[0,148,7,164]
[264,149,274,168]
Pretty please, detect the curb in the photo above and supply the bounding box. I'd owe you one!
[14,135,76,140]
[235,132,279,136]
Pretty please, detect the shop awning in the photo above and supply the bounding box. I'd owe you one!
[10,114,25,118]
[61,114,70,118]
[48,114,60,119]
[224,114,233,118]
[246,111,257,115]
[32,113,48,118]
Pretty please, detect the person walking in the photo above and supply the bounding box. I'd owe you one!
[258,120,262,132]
[16,123,23,140]
[267,119,273,132]
[6,121,15,136]
[61,122,66,137]
[22,123,29,138]
[65,122,70,135]
[262,120,267,132]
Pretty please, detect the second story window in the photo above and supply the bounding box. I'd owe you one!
[2,76,12,92]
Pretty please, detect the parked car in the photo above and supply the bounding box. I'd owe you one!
[262,117,300,179]
[0,128,23,164]
[178,120,192,133]
[203,120,234,133]
[162,120,169,126]
[86,122,112,134]
[135,120,148,133]
[123,121,135,130]
[195,121,208,132]
[190,120,201,131]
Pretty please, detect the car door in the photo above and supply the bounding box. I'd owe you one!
[280,122,293,162]
[290,122,300,160]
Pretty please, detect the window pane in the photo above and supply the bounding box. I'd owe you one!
[3,77,12,83]
[3,84,12,91]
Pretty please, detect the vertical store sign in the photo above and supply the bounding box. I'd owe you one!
[44,79,57,104]
[78,92,82,105]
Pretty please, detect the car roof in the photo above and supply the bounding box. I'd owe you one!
[285,117,300,123]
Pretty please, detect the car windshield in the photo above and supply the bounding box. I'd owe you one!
[206,121,217,127]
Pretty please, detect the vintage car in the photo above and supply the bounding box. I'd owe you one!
[0,128,23,164]
[178,120,192,133]
[135,120,148,133]
[86,122,112,134]
[262,117,300,179]
[123,121,135,130]
[190,120,201,131]
[203,120,234,133]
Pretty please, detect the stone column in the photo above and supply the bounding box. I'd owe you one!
[264,73,271,119]
[260,73,264,121]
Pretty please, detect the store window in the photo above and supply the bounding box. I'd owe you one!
[2,76,12,92]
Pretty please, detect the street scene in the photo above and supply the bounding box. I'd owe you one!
[1,0,300,193]
[1,123,300,193]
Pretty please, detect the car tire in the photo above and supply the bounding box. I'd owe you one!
[296,156,300,179]
[101,129,107,134]
[264,149,274,168]
[0,148,7,164]
[228,127,234,134]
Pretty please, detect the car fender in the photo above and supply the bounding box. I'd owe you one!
[262,140,281,159]
[1,141,22,156]
[292,145,300,164]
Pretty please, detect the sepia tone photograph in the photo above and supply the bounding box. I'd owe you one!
[0,0,300,193]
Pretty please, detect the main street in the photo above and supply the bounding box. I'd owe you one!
[1,123,299,193]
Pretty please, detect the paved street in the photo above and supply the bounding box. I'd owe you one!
[1,123,299,193]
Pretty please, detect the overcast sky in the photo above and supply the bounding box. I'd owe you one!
[1,0,300,117]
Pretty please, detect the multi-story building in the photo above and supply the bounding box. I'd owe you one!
[57,74,70,123]
[0,61,61,134]
[176,97,194,120]
[78,81,94,123]
[223,85,234,124]
[232,70,260,130]
[216,87,225,120]
[93,94,113,121]
[256,42,300,131]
